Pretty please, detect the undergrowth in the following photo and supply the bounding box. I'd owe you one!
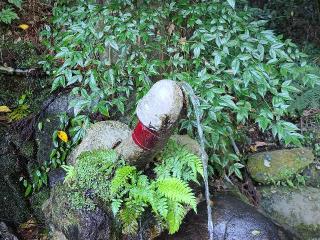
[62,139,203,235]
[25,0,320,195]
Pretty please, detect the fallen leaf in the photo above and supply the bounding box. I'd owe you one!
[57,130,68,142]
[18,24,30,30]
[0,105,11,113]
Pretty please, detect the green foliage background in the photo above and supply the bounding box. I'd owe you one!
[40,0,320,179]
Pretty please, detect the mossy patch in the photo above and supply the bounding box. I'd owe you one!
[247,148,314,184]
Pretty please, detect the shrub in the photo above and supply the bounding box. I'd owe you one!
[40,0,320,178]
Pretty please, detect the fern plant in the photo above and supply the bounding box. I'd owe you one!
[155,139,203,183]
[0,0,22,24]
[0,8,18,24]
[63,140,203,235]
[288,85,320,114]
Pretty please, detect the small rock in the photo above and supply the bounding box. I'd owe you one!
[48,168,66,188]
[259,186,320,239]
[247,148,314,184]
[68,121,131,165]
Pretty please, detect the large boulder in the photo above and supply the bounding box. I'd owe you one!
[0,151,31,226]
[43,184,112,240]
[0,127,31,226]
[247,148,314,184]
[44,183,164,240]
[158,193,295,240]
[259,186,320,239]
[68,121,131,165]
[35,115,61,166]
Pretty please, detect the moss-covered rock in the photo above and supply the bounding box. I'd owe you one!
[35,115,61,166]
[247,148,314,184]
[43,184,113,240]
[30,188,50,224]
[170,135,201,157]
[259,186,320,239]
[0,153,31,226]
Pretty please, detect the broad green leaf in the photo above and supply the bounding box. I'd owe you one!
[227,0,235,9]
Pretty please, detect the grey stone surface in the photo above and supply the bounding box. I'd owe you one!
[259,186,320,239]
[0,127,31,226]
[170,134,201,157]
[0,153,31,226]
[158,193,295,240]
[0,222,18,240]
[35,115,60,165]
[302,163,320,188]
[68,121,131,165]
[43,184,111,240]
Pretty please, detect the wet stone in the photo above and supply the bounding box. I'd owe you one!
[259,186,320,239]
[158,193,295,240]
[0,222,18,240]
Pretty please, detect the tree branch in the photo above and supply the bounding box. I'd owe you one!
[0,65,44,76]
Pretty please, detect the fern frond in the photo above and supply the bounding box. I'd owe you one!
[166,202,186,234]
[156,139,203,183]
[156,178,197,211]
[288,85,320,114]
[61,165,76,186]
[119,207,139,234]
[111,198,123,216]
[111,166,136,195]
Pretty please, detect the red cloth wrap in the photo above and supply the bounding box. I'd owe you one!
[132,120,160,150]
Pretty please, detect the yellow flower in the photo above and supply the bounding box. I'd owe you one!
[18,24,29,30]
[57,131,68,143]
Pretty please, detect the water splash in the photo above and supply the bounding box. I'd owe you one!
[181,82,214,240]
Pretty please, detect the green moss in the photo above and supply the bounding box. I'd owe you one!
[247,148,314,184]
[51,184,81,231]
[295,223,320,239]
[0,40,43,68]
[62,142,202,235]
[30,188,50,223]
[65,149,124,210]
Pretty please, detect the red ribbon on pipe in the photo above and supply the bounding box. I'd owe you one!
[132,120,160,150]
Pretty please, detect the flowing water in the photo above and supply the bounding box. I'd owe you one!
[181,82,214,240]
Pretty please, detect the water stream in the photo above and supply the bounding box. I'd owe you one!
[181,82,214,240]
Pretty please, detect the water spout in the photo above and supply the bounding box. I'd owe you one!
[181,82,214,240]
